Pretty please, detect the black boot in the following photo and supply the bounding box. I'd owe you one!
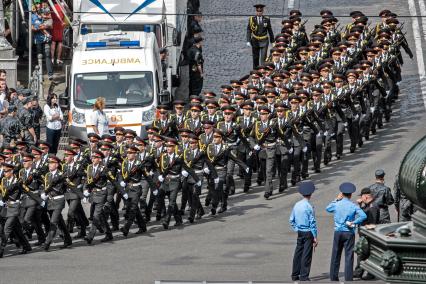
[100,232,113,242]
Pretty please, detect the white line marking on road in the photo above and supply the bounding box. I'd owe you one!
[409,0,426,109]
[288,0,295,9]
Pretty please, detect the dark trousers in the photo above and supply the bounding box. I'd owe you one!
[46,128,62,154]
[291,231,314,281]
[251,40,268,69]
[36,41,53,76]
[278,152,290,190]
[180,178,192,212]
[189,70,203,97]
[188,182,204,219]
[67,199,88,235]
[122,198,146,232]
[1,216,31,250]
[330,231,355,281]
[88,202,111,239]
[46,208,71,245]
[22,205,45,243]
[291,146,302,182]
[301,141,311,177]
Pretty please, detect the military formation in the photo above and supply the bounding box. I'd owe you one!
[0,6,413,258]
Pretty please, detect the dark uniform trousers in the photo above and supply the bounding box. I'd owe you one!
[105,185,119,230]
[291,231,314,281]
[330,231,355,281]
[188,173,204,219]
[46,197,72,246]
[310,132,323,171]
[122,184,146,233]
[260,145,276,195]
[180,177,191,213]
[276,143,290,190]
[158,177,182,224]
[1,203,31,251]
[208,168,226,210]
[87,189,111,239]
[21,195,45,243]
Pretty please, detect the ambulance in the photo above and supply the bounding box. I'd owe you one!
[72,0,188,93]
[66,31,167,139]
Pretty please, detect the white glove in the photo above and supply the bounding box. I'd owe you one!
[214,178,220,184]
[41,201,46,207]
[254,144,261,151]
[344,122,348,127]
[120,181,126,188]
[123,193,129,200]
[181,170,189,177]
[83,190,90,197]
[203,167,210,174]
[158,175,164,182]
[324,131,329,136]
[0,200,4,207]
[41,193,47,200]
[354,114,359,120]
[149,170,154,176]
[302,146,308,153]
[245,167,250,174]
[316,132,322,138]
[82,198,88,203]
[246,42,251,47]
[288,147,294,154]
[196,181,202,187]
[152,189,159,196]
[370,106,376,113]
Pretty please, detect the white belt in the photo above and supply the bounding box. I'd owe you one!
[216,166,225,170]
[129,182,141,186]
[194,170,204,174]
[263,142,276,147]
[52,195,65,200]
[93,187,107,192]
[8,200,20,205]
[167,175,180,179]
[227,142,238,147]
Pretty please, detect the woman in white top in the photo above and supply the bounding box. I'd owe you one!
[91,97,109,136]
[44,93,63,154]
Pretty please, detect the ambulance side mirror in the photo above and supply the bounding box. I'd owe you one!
[59,89,70,110]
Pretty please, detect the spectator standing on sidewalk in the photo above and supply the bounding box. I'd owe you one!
[31,1,54,80]
[51,0,65,65]
[44,93,63,154]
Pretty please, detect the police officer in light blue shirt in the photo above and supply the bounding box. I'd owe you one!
[289,181,318,281]
[326,182,367,282]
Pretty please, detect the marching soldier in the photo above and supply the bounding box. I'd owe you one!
[170,100,187,132]
[156,138,200,229]
[250,106,278,199]
[275,102,293,191]
[205,129,248,214]
[184,103,203,136]
[62,146,88,239]
[246,4,274,68]
[199,120,215,151]
[0,163,32,257]
[118,145,148,236]
[83,150,114,244]
[153,105,177,138]
[182,133,217,222]
[41,155,72,251]
[19,153,45,246]
[217,106,239,195]
[287,96,305,185]
[236,101,256,192]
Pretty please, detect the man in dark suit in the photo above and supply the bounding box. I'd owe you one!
[246,4,274,68]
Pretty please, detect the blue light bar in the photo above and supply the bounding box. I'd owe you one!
[86,40,140,48]
[86,42,107,48]
[119,41,140,47]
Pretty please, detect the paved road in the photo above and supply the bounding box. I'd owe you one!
[2,0,426,283]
